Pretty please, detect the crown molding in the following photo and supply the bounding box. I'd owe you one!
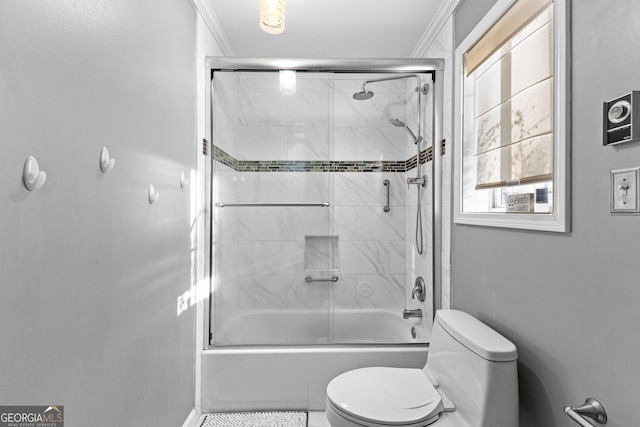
[191,0,235,56]
[411,0,461,58]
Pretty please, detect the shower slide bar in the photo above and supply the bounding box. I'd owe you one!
[305,275,339,283]
[215,202,330,208]
[565,398,607,427]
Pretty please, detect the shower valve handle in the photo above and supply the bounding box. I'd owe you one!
[407,176,428,189]
[411,276,426,302]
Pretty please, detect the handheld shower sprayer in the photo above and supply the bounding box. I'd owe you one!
[389,118,422,144]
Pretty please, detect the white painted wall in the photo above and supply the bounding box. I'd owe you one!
[452,1,640,425]
[0,1,197,425]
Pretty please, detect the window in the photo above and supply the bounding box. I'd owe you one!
[454,0,570,232]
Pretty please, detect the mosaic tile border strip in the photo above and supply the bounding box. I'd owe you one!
[212,141,445,173]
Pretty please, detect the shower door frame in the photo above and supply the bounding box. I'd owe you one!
[202,57,445,349]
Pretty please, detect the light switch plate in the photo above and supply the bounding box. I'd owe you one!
[610,167,640,214]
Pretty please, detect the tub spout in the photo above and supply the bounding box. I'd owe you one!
[403,308,422,319]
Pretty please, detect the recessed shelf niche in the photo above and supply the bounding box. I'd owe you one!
[304,235,339,273]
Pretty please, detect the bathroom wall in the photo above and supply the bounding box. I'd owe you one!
[211,72,434,344]
[452,1,640,425]
[0,1,197,425]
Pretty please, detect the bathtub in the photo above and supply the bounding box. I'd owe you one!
[201,309,429,412]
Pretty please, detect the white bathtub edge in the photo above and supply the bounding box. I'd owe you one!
[201,345,428,412]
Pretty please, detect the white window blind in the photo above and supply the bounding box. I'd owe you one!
[464,2,554,190]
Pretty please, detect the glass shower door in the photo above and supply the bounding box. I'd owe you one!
[209,68,434,347]
[330,73,432,345]
[210,70,335,346]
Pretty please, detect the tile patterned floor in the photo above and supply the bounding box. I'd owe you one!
[194,411,330,427]
[200,411,308,427]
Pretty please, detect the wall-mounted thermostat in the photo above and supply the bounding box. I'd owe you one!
[603,91,640,146]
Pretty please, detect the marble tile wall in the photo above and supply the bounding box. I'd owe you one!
[212,71,436,343]
[403,75,435,336]
[212,72,239,158]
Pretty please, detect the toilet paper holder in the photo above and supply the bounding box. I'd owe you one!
[565,398,607,426]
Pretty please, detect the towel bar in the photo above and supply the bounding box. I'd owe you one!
[216,202,330,208]
[565,398,607,427]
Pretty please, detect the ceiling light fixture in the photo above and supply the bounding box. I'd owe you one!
[260,0,285,35]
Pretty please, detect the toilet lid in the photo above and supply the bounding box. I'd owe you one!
[327,367,443,426]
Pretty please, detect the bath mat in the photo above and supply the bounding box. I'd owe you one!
[200,411,308,427]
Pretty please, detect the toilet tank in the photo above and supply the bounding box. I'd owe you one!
[424,310,518,427]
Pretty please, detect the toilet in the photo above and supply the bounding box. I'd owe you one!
[325,309,519,427]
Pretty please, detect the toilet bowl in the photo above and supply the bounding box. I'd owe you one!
[325,310,519,427]
[326,367,444,427]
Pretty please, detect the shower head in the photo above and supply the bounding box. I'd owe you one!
[389,117,422,144]
[353,89,374,101]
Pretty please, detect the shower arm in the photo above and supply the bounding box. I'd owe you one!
[359,74,428,95]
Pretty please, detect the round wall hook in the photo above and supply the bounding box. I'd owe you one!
[148,184,159,204]
[180,171,189,189]
[23,156,47,191]
[99,147,115,173]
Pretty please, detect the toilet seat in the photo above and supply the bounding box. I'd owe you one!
[326,367,444,427]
